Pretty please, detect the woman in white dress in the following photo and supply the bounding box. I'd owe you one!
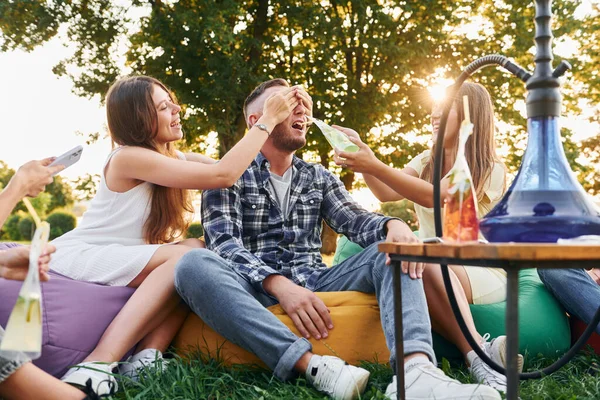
[50,75,308,395]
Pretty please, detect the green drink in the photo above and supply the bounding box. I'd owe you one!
[311,117,359,152]
[0,294,42,357]
[0,222,49,359]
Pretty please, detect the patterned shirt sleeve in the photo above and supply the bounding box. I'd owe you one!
[319,167,396,247]
[201,183,281,293]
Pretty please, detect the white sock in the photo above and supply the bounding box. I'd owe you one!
[403,356,430,373]
[306,354,323,382]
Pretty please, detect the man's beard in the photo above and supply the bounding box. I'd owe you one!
[270,125,306,152]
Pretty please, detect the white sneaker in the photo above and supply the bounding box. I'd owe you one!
[467,351,507,393]
[305,355,370,400]
[385,363,501,400]
[62,361,118,396]
[482,334,524,373]
[118,348,168,381]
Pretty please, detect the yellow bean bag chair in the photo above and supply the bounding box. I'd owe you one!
[174,291,390,367]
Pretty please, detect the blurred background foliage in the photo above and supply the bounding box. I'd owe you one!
[2,0,600,246]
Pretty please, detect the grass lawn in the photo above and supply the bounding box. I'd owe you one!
[4,246,596,398]
[110,350,600,399]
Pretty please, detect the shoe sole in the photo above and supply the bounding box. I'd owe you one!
[406,386,501,400]
[342,369,370,400]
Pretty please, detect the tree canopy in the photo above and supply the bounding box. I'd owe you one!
[2,0,600,192]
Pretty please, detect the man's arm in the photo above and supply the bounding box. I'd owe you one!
[320,168,425,277]
[201,183,282,293]
[320,167,395,247]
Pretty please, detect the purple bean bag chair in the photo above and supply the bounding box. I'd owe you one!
[0,243,135,377]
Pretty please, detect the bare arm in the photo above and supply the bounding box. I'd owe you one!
[364,161,449,208]
[361,167,419,202]
[332,126,449,208]
[109,89,300,190]
[0,159,63,226]
[184,153,218,164]
[0,183,22,228]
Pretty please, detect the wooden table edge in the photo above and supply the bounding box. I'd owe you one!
[378,242,600,261]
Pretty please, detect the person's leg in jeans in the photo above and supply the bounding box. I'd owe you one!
[175,249,372,399]
[538,268,600,335]
[314,241,434,370]
[174,248,312,381]
[314,241,501,399]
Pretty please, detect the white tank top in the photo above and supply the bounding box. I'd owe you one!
[53,147,154,247]
[49,147,188,285]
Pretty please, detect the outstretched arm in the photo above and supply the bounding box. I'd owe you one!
[108,88,300,190]
[319,166,393,247]
[183,153,218,164]
[362,171,407,202]
[0,159,63,227]
[320,169,424,279]
[333,126,449,208]
[359,162,448,208]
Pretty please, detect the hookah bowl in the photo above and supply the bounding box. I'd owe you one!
[479,116,600,242]
[478,0,600,243]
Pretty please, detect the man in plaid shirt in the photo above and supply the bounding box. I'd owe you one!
[174,79,500,400]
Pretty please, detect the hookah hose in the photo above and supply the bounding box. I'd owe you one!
[432,54,600,379]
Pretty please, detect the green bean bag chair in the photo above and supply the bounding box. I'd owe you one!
[332,235,571,366]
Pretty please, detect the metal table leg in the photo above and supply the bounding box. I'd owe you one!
[505,268,520,400]
[393,262,405,400]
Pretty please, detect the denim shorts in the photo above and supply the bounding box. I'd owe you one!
[0,326,30,384]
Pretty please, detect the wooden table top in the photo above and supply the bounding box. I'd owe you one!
[378,242,600,262]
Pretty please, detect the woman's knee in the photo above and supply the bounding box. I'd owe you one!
[166,242,203,264]
[537,268,573,287]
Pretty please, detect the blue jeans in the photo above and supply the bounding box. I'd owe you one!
[174,242,435,381]
[538,268,600,334]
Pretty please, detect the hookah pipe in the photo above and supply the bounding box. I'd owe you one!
[432,0,600,379]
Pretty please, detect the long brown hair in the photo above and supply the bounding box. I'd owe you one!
[421,82,506,201]
[106,76,193,244]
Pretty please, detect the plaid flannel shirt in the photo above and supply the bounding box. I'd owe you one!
[201,153,394,293]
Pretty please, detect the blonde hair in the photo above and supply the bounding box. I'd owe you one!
[106,76,193,244]
[421,82,506,201]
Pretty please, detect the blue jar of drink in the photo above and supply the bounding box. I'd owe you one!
[479,116,600,242]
